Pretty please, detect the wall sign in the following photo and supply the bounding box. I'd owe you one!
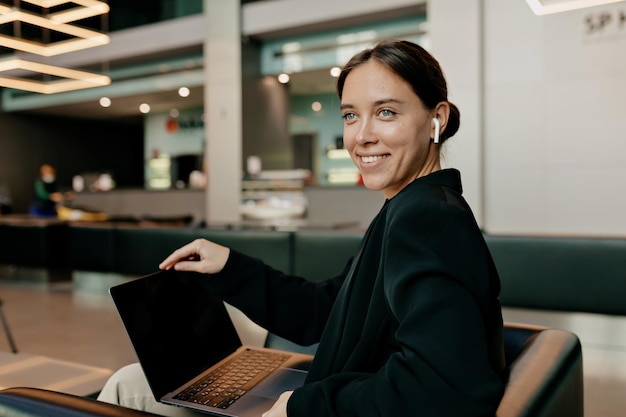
[584,9,626,39]
[165,115,205,135]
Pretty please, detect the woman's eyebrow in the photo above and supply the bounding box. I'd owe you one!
[373,98,403,106]
[340,98,404,110]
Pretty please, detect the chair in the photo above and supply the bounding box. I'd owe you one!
[0,323,584,417]
[497,323,584,417]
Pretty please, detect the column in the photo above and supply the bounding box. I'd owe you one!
[203,0,242,224]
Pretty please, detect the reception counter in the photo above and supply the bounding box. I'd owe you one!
[69,185,383,229]
[72,188,205,224]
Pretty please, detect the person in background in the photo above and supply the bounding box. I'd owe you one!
[99,40,506,417]
[0,182,12,215]
[29,164,71,218]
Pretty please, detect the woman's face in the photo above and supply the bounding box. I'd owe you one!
[341,60,439,199]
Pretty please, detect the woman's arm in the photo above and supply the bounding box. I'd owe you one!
[159,238,351,346]
[210,249,350,346]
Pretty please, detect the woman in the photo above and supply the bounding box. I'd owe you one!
[99,40,505,417]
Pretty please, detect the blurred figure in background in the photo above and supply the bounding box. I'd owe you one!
[0,182,12,215]
[29,164,72,218]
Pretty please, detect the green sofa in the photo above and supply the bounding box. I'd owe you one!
[2,220,626,317]
[486,235,626,316]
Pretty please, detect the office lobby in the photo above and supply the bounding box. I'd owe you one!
[1,1,626,416]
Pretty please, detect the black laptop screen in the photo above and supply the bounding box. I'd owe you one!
[110,270,243,399]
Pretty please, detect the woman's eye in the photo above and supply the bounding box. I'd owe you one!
[379,109,395,117]
[342,113,356,121]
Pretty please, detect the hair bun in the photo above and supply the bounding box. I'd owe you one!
[443,102,461,142]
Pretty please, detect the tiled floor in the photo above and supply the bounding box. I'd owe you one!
[0,281,624,416]
[0,282,136,372]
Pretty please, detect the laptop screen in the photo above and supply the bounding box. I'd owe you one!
[110,270,243,400]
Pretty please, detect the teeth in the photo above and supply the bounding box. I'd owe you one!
[361,155,386,163]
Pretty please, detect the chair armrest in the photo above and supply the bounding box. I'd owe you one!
[498,324,584,417]
[0,387,162,417]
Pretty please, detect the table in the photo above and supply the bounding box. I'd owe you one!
[0,351,113,397]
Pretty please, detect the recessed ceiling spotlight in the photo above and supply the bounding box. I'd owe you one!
[139,103,151,114]
[99,96,111,107]
[277,73,290,84]
[311,101,322,112]
[330,67,341,77]
[178,87,190,97]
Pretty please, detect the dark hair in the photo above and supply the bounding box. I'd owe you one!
[337,40,460,143]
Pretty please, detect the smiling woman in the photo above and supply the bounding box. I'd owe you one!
[337,40,460,199]
[98,40,505,417]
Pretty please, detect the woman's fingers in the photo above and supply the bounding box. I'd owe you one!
[158,239,229,274]
[159,240,203,270]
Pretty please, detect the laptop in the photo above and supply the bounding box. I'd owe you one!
[109,269,313,417]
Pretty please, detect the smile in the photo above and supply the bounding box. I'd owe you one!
[360,155,389,163]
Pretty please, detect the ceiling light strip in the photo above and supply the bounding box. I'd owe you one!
[19,0,110,24]
[49,6,110,24]
[525,0,625,15]
[34,0,111,24]
[0,6,109,40]
[0,57,110,94]
[0,33,109,56]
[0,6,110,56]
[22,0,108,10]
[0,1,110,93]
[21,0,74,7]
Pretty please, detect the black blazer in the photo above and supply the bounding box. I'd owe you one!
[211,169,505,417]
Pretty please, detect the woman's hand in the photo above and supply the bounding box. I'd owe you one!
[159,238,230,274]
[262,391,292,417]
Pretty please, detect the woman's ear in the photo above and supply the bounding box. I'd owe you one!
[432,102,451,141]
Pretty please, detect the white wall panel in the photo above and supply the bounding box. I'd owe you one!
[482,0,626,236]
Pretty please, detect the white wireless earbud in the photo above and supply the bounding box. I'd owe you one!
[432,118,441,144]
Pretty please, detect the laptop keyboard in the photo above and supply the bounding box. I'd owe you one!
[173,349,291,409]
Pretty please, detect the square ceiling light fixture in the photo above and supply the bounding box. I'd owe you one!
[0,57,110,94]
[525,0,625,15]
[0,0,110,93]
[22,0,110,23]
[0,2,110,56]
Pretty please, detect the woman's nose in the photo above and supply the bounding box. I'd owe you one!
[355,120,376,145]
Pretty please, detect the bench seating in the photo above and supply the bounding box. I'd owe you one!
[486,235,626,316]
[0,218,70,283]
[1,220,626,317]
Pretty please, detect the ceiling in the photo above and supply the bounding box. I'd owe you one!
[12,86,206,122]
[5,67,338,123]
[0,1,423,122]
